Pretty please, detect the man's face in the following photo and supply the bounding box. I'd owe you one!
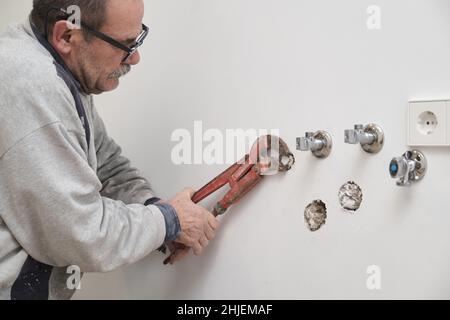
[71,0,145,94]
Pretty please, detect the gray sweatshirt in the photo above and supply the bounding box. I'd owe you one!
[0,18,180,300]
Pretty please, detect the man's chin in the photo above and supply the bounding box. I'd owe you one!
[94,78,120,94]
[107,78,120,91]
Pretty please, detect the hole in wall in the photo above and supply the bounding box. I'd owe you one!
[304,200,327,232]
[338,181,363,213]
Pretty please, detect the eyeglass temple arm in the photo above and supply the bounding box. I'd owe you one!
[80,22,132,53]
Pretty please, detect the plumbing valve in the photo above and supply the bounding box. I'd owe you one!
[345,123,384,154]
[389,150,427,186]
[297,130,333,159]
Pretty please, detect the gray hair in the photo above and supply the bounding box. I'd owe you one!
[31,0,108,39]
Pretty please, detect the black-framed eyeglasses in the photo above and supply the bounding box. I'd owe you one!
[82,22,149,62]
[45,7,149,62]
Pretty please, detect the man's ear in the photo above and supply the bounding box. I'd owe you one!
[51,20,77,55]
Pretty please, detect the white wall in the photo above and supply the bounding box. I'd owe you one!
[2,0,450,299]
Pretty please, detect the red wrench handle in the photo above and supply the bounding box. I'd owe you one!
[191,162,241,204]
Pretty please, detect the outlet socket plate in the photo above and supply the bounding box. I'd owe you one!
[408,100,448,146]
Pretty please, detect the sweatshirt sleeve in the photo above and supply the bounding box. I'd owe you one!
[0,122,166,273]
[91,104,157,206]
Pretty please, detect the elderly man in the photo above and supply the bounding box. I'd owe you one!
[0,0,218,300]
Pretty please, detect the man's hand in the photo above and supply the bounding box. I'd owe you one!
[168,188,219,258]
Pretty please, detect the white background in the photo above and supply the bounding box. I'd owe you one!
[1,0,450,299]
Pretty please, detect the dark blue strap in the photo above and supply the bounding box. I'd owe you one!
[145,197,161,206]
[30,19,91,149]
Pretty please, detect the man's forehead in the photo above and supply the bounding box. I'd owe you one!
[102,0,144,40]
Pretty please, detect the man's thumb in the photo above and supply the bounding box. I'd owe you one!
[182,187,196,199]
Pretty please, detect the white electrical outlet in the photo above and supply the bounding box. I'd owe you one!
[408,100,447,146]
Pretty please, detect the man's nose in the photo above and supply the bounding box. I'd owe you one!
[127,50,141,65]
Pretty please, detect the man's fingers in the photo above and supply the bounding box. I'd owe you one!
[205,223,215,241]
[178,232,196,248]
[199,235,209,248]
[192,241,203,256]
[207,214,219,230]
